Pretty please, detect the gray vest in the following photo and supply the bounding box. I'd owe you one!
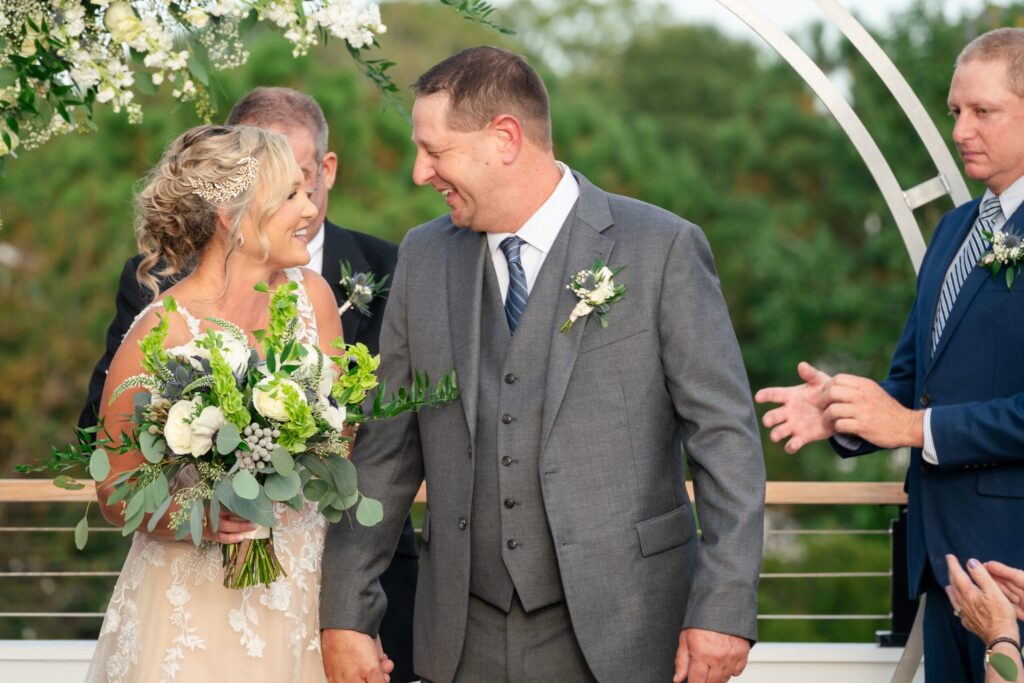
[469,220,574,613]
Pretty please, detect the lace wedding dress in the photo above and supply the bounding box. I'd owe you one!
[87,269,328,683]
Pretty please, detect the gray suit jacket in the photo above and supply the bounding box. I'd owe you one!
[320,172,766,682]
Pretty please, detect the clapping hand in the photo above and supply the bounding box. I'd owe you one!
[754,362,835,453]
[945,555,1020,644]
[986,561,1024,622]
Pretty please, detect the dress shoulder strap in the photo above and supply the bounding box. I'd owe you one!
[125,300,202,340]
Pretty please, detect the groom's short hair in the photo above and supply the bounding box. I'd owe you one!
[226,87,330,162]
[956,28,1024,96]
[413,46,552,150]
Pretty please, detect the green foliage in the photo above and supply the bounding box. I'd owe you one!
[278,382,318,452]
[208,346,250,429]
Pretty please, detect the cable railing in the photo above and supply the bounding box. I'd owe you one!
[0,479,910,638]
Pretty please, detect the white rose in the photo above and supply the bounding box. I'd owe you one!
[217,335,251,378]
[320,399,347,432]
[165,398,200,455]
[588,281,615,305]
[189,405,227,457]
[253,379,304,421]
[184,8,210,28]
[167,340,208,371]
[597,266,614,280]
[104,2,144,43]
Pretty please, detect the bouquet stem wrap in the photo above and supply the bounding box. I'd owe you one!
[222,526,286,589]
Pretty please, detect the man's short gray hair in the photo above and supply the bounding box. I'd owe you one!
[956,28,1024,97]
[226,87,330,161]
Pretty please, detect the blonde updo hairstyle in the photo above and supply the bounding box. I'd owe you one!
[135,124,298,297]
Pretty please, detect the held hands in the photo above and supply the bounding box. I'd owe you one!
[986,561,1024,622]
[674,628,750,683]
[322,629,394,683]
[755,362,924,452]
[945,555,1020,644]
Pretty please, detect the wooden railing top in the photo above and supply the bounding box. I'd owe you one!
[0,479,907,506]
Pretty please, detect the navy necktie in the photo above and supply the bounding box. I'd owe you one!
[931,195,1002,354]
[499,236,528,334]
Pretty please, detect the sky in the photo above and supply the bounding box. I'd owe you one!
[667,0,999,36]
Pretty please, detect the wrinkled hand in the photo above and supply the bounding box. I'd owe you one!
[203,506,256,545]
[755,362,834,453]
[322,629,393,683]
[819,374,923,449]
[986,561,1024,623]
[673,628,750,683]
[945,555,1020,644]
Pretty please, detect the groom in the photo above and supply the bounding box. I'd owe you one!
[320,47,765,683]
[79,88,420,683]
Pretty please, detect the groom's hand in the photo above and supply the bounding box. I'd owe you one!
[322,628,393,683]
[673,628,750,683]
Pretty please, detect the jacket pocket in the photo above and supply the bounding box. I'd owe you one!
[420,508,431,544]
[636,503,696,557]
[977,467,1024,498]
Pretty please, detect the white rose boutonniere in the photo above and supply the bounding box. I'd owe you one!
[980,227,1024,290]
[560,260,627,334]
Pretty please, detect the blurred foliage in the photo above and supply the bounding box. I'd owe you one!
[1,0,1023,643]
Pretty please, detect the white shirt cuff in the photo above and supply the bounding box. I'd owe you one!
[922,408,938,465]
[833,433,861,451]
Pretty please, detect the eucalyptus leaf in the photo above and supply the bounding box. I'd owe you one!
[215,478,276,527]
[301,454,331,482]
[124,490,145,521]
[325,456,358,497]
[264,471,301,501]
[122,505,145,536]
[153,473,169,503]
[74,515,89,550]
[139,431,166,464]
[106,483,131,506]
[339,491,360,510]
[88,449,110,482]
[217,423,242,455]
[190,499,205,545]
[147,494,173,533]
[303,478,329,502]
[209,495,220,533]
[285,493,305,512]
[232,469,260,500]
[320,505,344,523]
[54,474,85,490]
[271,446,295,475]
[356,496,384,526]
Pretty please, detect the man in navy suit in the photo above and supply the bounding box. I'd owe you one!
[756,28,1024,682]
[79,87,420,683]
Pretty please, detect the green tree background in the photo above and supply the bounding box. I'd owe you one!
[1,0,1021,642]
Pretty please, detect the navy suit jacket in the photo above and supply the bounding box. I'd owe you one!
[834,197,1024,597]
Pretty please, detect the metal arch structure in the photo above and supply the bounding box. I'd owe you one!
[715,0,973,273]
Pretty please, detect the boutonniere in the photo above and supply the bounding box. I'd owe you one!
[559,260,627,334]
[979,228,1024,290]
[338,260,389,316]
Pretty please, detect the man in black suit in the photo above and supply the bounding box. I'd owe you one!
[79,87,419,683]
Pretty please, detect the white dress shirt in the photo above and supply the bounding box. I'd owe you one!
[920,173,1024,463]
[304,221,326,275]
[485,162,580,301]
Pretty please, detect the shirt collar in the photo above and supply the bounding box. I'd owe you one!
[305,221,326,260]
[486,161,580,255]
[985,174,1024,221]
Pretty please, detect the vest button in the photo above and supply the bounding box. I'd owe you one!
[458,518,468,531]
[501,413,513,424]
[504,498,516,509]
[501,456,513,466]
[504,373,516,384]
[506,539,518,549]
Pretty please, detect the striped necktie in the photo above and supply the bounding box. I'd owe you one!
[499,236,528,334]
[931,196,1002,354]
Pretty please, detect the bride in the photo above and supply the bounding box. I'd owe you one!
[87,124,358,682]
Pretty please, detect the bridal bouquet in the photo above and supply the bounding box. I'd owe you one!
[19,280,457,588]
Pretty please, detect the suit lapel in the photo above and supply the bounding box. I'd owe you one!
[540,174,615,453]
[447,229,488,449]
[927,198,1023,373]
[322,221,369,345]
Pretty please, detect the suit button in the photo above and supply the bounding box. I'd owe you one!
[504,498,516,509]
[920,393,932,407]
[506,539,518,549]
[467,445,473,458]
[502,414,513,424]
[504,373,516,384]
[458,518,468,530]
[501,456,513,466]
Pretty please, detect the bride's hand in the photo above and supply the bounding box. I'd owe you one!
[203,506,257,544]
[322,628,393,682]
